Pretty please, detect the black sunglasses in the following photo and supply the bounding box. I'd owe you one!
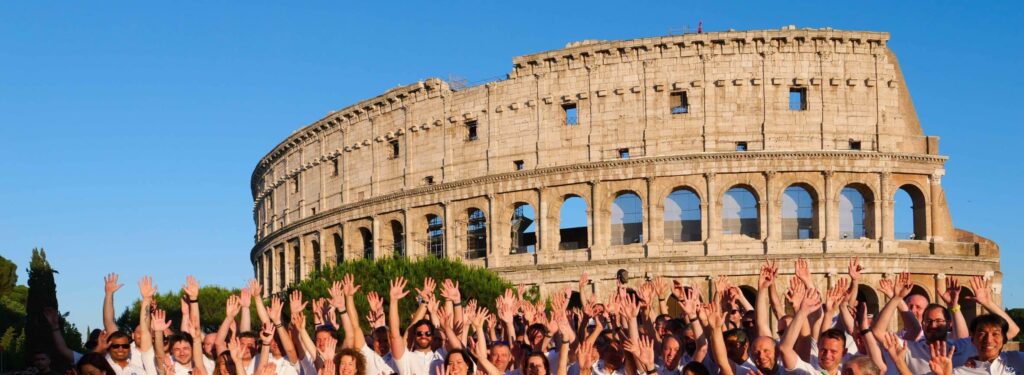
[110,343,131,350]
[415,331,433,337]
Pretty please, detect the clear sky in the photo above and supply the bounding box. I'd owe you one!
[1,1,1021,336]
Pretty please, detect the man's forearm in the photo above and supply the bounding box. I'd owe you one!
[104,293,118,333]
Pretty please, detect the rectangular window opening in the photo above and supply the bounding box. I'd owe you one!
[736,142,748,152]
[670,92,689,114]
[563,104,578,126]
[789,87,807,111]
[424,175,434,185]
[389,140,400,159]
[466,121,478,141]
[618,148,630,159]
[849,140,862,150]
[293,176,300,192]
[331,159,339,176]
[514,160,525,170]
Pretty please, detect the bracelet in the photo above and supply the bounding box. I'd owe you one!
[859,329,871,336]
[338,309,348,315]
[950,304,961,313]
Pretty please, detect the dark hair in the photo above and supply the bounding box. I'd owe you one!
[77,352,116,375]
[107,330,132,343]
[970,314,1008,340]
[526,323,548,336]
[525,351,551,375]
[445,348,477,374]
[681,361,710,375]
[923,303,951,322]
[168,332,194,349]
[723,328,748,345]
[237,331,260,349]
[410,319,436,335]
[213,351,236,375]
[820,328,847,348]
[335,347,367,375]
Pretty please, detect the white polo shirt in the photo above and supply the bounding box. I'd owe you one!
[953,352,1024,375]
[395,348,445,375]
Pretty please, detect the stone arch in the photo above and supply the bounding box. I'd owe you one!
[510,202,537,254]
[611,191,644,245]
[856,284,880,315]
[839,183,876,239]
[909,284,931,302]
[332,233,344,263]
[739,285,758,309]
[895,184,927,240]
[466,207,487,259]
[781,183,819,239]
[664,187,702,242]
[722,185,760,239]
[559,195,589,250]
[311,238,322,273]
[959,286,978,323]
[426,214,445,257]
[359,227,373,260]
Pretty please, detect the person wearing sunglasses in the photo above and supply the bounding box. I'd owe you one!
[389,277,445,375]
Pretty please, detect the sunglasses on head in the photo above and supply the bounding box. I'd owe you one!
[415,331,433,337]
[110,344,131,350]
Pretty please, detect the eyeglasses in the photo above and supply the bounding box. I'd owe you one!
[415,331,433,337]
[110,344,131,350]
[924,319,948,326]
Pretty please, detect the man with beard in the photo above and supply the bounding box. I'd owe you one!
[389,277,445,375]
[930,314,1024,375]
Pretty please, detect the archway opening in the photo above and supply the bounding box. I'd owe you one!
[839,185,875,239]
[665,188,701,242]
[510,203,537,254]
[559,196,589,250]
[426,214,444,257]
[782,184,817,239]
[611,192,643,245]
[895,185,927,240]
[722,186,759,239]
[467,208,487,259]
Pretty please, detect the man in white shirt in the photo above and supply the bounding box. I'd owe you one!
[780,288,845,375]
[935,314,1024,375]
[105,331,157,375]
[389,277,445,375]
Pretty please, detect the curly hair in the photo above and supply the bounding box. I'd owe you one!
[335,347,367,375]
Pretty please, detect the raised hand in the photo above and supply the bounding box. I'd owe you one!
[576,343,597,374]
[319,334,337,361]
[240,287,252,308]
[786,276,806,309]
[227,336,243,362]
[312,298,325,326]
[623,335,656,370]
[704,300,725,330]
[151,309,172,332]
[225,295,242,318]
[795,258,813,286]
[104,273,124,295]
[247,279,263,299]
[43,307,61,328]
[895,272,914,298]
[879,332,908,362]
[260,322,274,345]
[417,277,436,301]
[291,310,307,330]
[341,273,361,297]
[441,279,461,305]
[653,276,670,301]
[579,273,590,292]
[390,277,410,301]
[269,296,284,325]
[938,278,962,306]
[825,278,849,311]
[848,257,863,280]
[967,276,991,305]
[289,290,307,316]
[928,340,955,375]
[878,277,896,299]
[139,276,157,299]
[328,281,346,311]
[183,275,200,301]
[799,288,822,313]
[759,259,778,289]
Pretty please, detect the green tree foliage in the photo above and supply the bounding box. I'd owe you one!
[25,249,63,369]
[116,285,241,333]
[291,255,513,332]
[0,256,16,296]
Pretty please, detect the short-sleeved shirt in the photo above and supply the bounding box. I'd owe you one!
[249,354,299,375]
[702,355,757,375]
[783,357,842,375]
[395,348,445,375]
[952,352,1024,375]
[361,345,398,375]
[107,348,156,375]
[901,337,977,374]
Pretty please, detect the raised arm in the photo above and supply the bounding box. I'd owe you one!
[756,259,777,338]
[441,279,464,337]
[780,287,821,370]
[846,257,863,306]
[183,276,202,339]
[470,309,503,375]
[702,301,734,375]
[877,276,919,338]
[968,275,1019,339]
[251,280,270,325]
[268,296,300,364]
[551,291,575,375]
[216,295,242,355]
[877,332,911,375]
[103,273,123,333]
[190,322,208,375]
[43,307,76,362]
[138,276,157,353]
[151,309,173,368]
[288,290,315,357]
[388,277,410,361]
[872,272,914,339]
[936,277,969,339]
[240,284,254,332]
[341,275,364,350]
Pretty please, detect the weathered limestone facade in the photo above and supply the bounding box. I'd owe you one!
[249,28,1001,315]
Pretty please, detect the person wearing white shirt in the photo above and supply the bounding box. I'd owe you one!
[779,287,845,375]
[388,277,445,375]
[931,314,1024,375]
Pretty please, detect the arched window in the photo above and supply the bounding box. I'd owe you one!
[333,233,343,263]
[782,185,817,239]
[359,227,373,260]
[611,192,643,245]
[390,220,405,257]
[839,185,874,239]
[427,214,445,257]
[960,287,978,323]
[510,204,537,254]
[722,186,759,239]
[467,208,487,259]
[895,185,926,240]
[278,249,285,289]
[664,188,701,242]
[559,196,589,250]
[312,239,321,273]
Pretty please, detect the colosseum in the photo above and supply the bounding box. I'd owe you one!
[249,27,1002,317]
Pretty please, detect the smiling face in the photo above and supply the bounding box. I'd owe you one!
[661,336,682,368]
[413,323,434,350]
[751,336,777,372]
[447,352,470,375]
[817,337,845,371]
[338,354,358,375]
[108,337,132,362]
[172,340,193,365]
[972,323,1004,361]
[489,344,512,371]
[922,306,950,342]
[905,294,928,323]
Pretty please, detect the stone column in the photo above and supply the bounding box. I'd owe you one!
[823,171,836,241]
[590,181,603,256]
[443,202,453,258]
[928,172,942,241]
[704,173,717,255]
[763,171,776,242]
[371,216,380,260]
[536,188,546,256]
[880,172,894,245]
[486,194,497,267]
[644,177,657,247]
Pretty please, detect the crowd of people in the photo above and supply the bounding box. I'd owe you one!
[37,258,1024,375]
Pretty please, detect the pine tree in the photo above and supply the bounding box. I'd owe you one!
[25,249,64,371]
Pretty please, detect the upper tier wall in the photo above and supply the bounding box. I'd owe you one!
[250,28,932,236]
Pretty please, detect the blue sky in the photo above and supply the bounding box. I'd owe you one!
[1,1,1021,335]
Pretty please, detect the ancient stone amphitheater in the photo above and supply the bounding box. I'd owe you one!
[250,27,1002,315]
